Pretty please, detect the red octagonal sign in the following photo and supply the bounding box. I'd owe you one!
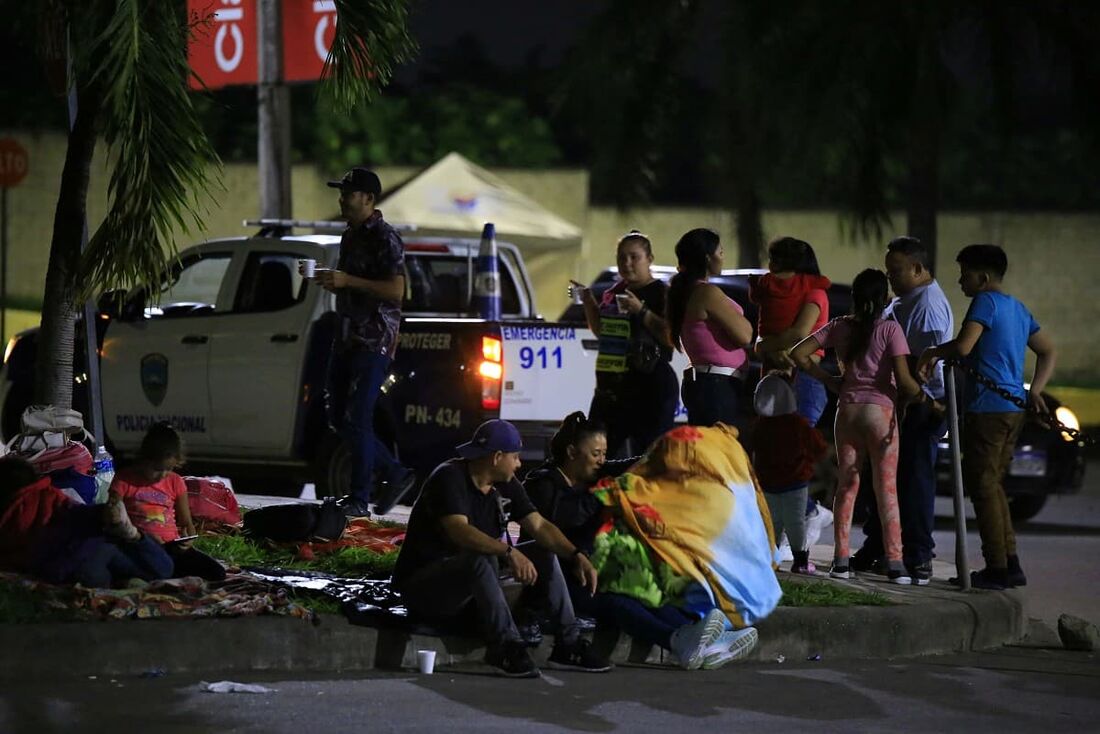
[0,139,28,189]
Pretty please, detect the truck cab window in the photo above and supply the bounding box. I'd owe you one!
[233,253,308,313]
[144,253,232,319]
[403,255,521,315]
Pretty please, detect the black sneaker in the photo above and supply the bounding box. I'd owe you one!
[850,553,884,575]
[1006,555,1028,587]
[547,638,612,673]
[485,641,540,678]
[338,497,372,518]
[887,568,912,585]
[907,561,933,586]
[969,567,1008,590]
[372,471,417,517]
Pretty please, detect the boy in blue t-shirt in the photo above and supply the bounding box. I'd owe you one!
[917,244,1056,590]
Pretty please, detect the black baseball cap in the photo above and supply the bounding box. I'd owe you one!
[327,167,382,196]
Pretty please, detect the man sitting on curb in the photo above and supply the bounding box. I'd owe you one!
[392,419,613,678]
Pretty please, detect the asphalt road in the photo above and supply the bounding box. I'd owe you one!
[2,647,1097,733]
[929,458,1100,629]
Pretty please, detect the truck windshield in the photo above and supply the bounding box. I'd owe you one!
[404,254,521,315]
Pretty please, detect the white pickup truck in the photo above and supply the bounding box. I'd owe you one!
[1,222,684,495]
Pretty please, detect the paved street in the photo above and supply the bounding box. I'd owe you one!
[2,646,1097,733]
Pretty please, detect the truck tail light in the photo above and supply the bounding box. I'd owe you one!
[480,336,503,410]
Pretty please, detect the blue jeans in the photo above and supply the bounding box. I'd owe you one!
[682,372,740,427]
[794,370,827,427]
[73,534,174,588]
[326,348,404,503]
[856,401,945,567]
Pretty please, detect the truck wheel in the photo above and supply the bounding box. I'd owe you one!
[1009,495,1047,523]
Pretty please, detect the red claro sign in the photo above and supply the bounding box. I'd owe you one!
[0,139,29,189]
[187,0,337,90]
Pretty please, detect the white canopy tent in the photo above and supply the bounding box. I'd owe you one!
[379,152,583,247]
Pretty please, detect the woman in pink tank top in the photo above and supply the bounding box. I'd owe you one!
[666,229,754,427]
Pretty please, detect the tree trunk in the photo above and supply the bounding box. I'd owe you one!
[906,20,941,275]
[35,86,100,407]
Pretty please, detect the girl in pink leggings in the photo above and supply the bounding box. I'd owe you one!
[791,269,923,584]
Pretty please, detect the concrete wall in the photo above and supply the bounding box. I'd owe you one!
[3,130,1097,381]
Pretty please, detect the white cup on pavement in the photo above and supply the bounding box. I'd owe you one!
[417,649,436,674]
[300,259,316,278]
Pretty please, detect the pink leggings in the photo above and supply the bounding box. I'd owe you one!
[833,402,902,563]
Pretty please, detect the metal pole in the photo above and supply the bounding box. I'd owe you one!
[258,0,292,219]
[945,364,970,591]
[68,64,105,446]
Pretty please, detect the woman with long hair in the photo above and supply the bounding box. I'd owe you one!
[790,269,923,584]
[574,231,679,458]
[666,229,754,426]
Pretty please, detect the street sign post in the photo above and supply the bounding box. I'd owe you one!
[0,137,29,348]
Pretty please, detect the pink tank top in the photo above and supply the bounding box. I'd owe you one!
[680,297,748,369]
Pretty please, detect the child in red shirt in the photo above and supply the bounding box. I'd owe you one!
[752,373,827,575]
[111,422,225,580]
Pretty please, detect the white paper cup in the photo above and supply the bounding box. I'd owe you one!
[300,259,316,278]
[417,649,436,674]
[615,293,630,313]
[569,284,585,305]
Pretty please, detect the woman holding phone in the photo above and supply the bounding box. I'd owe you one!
[572,230,678,458]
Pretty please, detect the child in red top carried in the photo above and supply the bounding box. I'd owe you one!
[752,373,828,575]
[110,422,225,580]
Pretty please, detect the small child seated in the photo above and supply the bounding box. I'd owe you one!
[0,455,172,587]
[110,423,226,581]
[752,373,828,575]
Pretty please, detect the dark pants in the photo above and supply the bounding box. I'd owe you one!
[73,534,174,588]
[398,548,580,646]
[962,411,1025,569]
[326,347,405,503]
[167,544,227,581]
[590,363,678,459]
[682,372,740,427]
[856,401,945,568]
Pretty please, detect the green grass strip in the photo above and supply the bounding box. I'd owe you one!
[778,577,892,607]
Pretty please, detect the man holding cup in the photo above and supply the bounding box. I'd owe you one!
[308,167,415,517]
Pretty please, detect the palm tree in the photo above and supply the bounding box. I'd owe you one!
[33,0,415,408]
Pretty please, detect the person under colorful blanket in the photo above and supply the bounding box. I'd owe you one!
[110,422,225,581]
[0,455,171,587]
[524,413,763,669]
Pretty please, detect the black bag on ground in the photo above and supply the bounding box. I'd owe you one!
[243,498,347,542]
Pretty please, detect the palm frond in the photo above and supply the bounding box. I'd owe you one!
[74,0,221,301]
[319,0,417,111]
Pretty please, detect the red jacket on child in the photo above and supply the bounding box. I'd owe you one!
[752,414,828,492]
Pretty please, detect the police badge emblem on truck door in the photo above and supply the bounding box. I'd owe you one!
[140,353,169,406]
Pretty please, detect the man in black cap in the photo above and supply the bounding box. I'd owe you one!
[312,167,414,517]
[393,419,613,678]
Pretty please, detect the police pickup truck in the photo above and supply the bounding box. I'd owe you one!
[0,221,612,496]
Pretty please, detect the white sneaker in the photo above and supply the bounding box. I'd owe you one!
[777,535,794,562]
[701,627,759,669]
[670,608,727,670]
[804,501,833,548]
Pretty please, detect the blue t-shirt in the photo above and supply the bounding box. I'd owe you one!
[962,291,1039,413]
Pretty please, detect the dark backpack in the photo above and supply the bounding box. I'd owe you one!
[243,498,347,543]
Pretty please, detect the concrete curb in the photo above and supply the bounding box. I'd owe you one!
[0,584,1024,679]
